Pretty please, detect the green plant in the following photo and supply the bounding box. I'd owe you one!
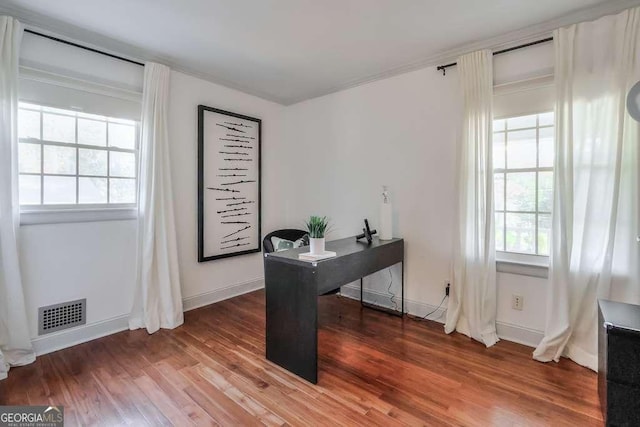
[305,216,329,238]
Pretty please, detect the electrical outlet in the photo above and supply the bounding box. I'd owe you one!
[512,295,524,311]
[444,280,450,296]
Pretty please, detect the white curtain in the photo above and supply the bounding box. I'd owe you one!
[533,8,640,370]
[129,62,184,334]
[445,50,499,348]
[0,16,35,380]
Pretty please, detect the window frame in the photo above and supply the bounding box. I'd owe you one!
[493,110,554,266]
[17,102,140,225]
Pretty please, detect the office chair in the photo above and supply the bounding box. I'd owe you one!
[263,229,308,253]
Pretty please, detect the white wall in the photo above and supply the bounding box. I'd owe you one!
[496,273,546,344]
[279,43,555,346]
[283,66,460,307]
[20,220,137,338]
[18,63,286,351]
[168,71,287,304]
[18,33,554,352]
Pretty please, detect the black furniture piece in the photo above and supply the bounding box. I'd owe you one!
[263,229,338,296]
[598,299,640,426]
[355,218,377,244]
[264,236,404,383]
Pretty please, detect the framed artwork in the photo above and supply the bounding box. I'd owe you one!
[197,105,261,262]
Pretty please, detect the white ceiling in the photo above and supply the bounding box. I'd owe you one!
[1,0,634,104]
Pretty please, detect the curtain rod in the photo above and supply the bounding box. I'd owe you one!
[436,37,553,76]
[24,29,145,67]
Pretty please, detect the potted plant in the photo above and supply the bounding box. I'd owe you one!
[305,215,329,255]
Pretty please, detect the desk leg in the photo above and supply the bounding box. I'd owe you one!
[265,260,318,384]
[360,266,403,317]
[401,261,404,315]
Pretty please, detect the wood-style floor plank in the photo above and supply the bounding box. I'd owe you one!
[0,290,603,426]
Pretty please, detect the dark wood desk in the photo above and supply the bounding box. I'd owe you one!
[264,236,404,383]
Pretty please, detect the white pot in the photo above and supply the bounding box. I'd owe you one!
[309,237,325,255]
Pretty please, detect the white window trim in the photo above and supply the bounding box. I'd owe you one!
[20,206,137,225]
[493,75,556,277]
[496,251,549,278]
[494,74,553,95]
[493,114,553,258]
[20,66,142,104]
[17,103,140,225]
[493,113,553,259]
[492,119,554,276]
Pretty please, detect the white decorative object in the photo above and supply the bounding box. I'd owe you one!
[309,237,325,255]
[298,250,336,261]
[627,80,640,122]
[379,185,393,240]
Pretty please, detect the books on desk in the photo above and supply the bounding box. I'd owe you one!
[298,251,337,261]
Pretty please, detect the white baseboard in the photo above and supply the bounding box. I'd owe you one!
[31,277,265,356]
[495,322,544,348]
[31,314,129,356]
[340,284,544,348]
[31,279,542,356]
[182,277,264,312]
[339,283,447,321]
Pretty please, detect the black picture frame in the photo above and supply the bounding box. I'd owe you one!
[197,105,262,262]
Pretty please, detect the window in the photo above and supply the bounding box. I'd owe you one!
[493,112,554,257]
[18,102,139,208]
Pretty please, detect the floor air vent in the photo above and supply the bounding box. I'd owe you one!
[38,298,86,335]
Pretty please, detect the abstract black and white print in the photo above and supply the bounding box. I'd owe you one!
[198,106,261,261]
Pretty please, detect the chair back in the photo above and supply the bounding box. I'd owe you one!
[263,229,308,253]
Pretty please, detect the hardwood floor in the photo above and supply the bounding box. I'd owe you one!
[0,290,603,426]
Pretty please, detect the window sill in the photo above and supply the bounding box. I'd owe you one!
[496,259,548,279]
[20,207,137,226]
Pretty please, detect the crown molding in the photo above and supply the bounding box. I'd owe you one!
[2,0,639,106]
